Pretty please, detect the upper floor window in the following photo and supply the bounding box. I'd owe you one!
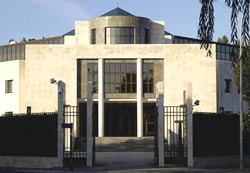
[144,29,150,44]
[224,79,231,93]
[87,63,98,93]
[216,44,235,61]
[143,63,154,93]
[91,29,96,44]
[4,112,13,116]
[104,63,136,93]
[105,27,134,44]
[5,80,13,93]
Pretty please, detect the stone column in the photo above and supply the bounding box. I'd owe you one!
[87,82,94,167]
[98,59,104,137]
[157,94,164,167]
[57,81,65,167]
[186,83,193,167]
[137,58,143,137]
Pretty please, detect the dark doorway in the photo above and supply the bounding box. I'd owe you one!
[143,103,156,136]
[79,102,98,137]
[104,103,137,136]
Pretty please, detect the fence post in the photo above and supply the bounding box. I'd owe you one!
[87,82,94,167]
[157,94,164,167]
[186,83,193,167]
[57,81,65,167]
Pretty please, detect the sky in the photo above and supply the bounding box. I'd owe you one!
[0,0,233,45]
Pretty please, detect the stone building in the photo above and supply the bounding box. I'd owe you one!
[0,8,248,137]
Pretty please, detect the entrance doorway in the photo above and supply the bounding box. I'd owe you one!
[143,103,156,136]
[104,103,137,136]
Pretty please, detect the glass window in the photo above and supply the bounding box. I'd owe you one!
[11,46,16,60]
[5,80,13,93]
[20,45,25,60]
[106,27,134,44]
[143,63,154,93]
[0,48,2,62]
[54,39,59,44]
[104,63,136,93]
[144,29,150,44]
[7,47,11,61]
[3,47,7,61]
[91,29,96,44]
[59,38,64,44]
[87,63,98,93]
[224,79,231,93]
[216,44,236,61]
[16,45,20,60]
[4,112,13,116]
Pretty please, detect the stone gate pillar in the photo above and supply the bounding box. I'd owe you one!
[185,82,193,167]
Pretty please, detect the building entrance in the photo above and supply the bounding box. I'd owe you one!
[143,103,156,136]
[104,103,137,136]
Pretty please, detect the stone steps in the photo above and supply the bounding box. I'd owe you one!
[95,137,155,152]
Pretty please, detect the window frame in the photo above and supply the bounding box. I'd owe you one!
[105,27,135,44]
[87,63,98,93]
[5,80,13,94]
[104,63,137,93]
[91,29,96,44]
[143,63,154,93]
[224,79,231,93]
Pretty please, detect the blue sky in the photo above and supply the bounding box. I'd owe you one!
[0,0,232,45]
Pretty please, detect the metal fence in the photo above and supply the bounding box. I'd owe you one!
[63,105,86,167]
[164,105,187,165]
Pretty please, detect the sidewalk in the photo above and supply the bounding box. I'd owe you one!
[1,152,250,173]
[1,166,250,173]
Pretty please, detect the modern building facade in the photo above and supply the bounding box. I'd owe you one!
[0,8,249,137]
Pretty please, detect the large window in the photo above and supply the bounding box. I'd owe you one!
[144,29,150,44]
[105,63,136,93]
[5,80,13,93]
[0,44,25,62]
[87,63,98,93]
[91,29,96,44]
[143,63,154,93]
[216,44,234,61]
[225,79,231,93]
[106,27,134,44]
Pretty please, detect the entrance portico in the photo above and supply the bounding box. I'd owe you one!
[95,58,146,137]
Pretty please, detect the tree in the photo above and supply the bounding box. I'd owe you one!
[234,44,250,103]
[8,39,14,43]
[21,37,27,43]
[198,0,250,102]
[198,0,250,59]
[217,35,229,44]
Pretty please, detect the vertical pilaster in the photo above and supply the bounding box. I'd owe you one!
[137,58,143,137]
[98,59,104,137]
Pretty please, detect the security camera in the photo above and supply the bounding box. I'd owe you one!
[194,100,200,106]
[50,78,57,84]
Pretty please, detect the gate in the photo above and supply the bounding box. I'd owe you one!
[164,105,187,165]
[63,105,86,167]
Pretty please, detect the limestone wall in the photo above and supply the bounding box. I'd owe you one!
[0,60,24,115]
[24,45,77,112]
[23,44,218,113]
[216,60,249,112]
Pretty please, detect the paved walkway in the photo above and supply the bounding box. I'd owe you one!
[1,166,250,173]
[0,152,250,173]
